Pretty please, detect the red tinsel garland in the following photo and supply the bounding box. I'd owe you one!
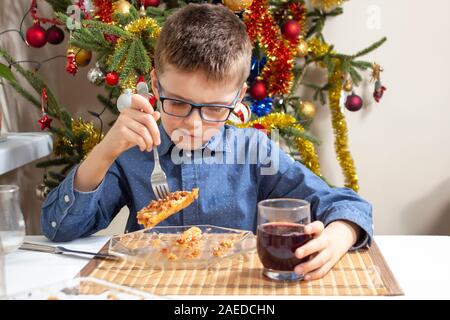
[288,1,307,43]
[93,0,114,23]
[244,0,306,96]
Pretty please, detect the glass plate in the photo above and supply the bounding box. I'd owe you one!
[108,225,256,269]
[8,277,163,300]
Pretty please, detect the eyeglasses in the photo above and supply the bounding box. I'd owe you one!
[156,80,241,123]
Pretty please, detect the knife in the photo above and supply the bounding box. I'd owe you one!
[19,242,120,260]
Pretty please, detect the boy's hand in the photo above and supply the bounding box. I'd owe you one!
[294,220,362,281]
[101,94,161,158]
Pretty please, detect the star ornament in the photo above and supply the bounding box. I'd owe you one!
[38,114,53,130]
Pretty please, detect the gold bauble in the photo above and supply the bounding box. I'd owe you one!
[343,79,353,92]
[296,38,309,57]
[114,0,132,14]
[299,100,317,119]
[73,48,92,67]
[223,0,253,12]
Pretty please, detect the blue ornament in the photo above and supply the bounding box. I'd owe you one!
[249,97,273,117]
[248,55,267,83]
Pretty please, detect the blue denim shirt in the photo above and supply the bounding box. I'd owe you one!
[41,124,373,249]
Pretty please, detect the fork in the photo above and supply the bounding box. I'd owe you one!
[151,146,170,199]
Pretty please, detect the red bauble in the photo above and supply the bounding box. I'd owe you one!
[46,25,65,45]
[105,72,119,86]
[282,20,301,41]
[250,80,267,100]
[26,24,47,48]
[143,0,160,8]
[345,93,364,112]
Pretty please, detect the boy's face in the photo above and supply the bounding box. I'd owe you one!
[151,66,246,150]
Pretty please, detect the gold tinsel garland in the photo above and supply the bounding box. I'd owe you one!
[328,61,359,192]
[54,118,104,159]
[307,37,331,57]
[235,113,321,176]
[121,73,138,90]
[124,17,160,39]
[311,0,344,11]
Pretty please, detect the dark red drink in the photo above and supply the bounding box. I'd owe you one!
[257,222,312,271]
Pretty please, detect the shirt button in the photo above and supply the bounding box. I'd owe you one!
[64,195,70,203]
[51,221,57,228]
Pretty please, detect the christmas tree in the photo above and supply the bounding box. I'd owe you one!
[0,0,386,195]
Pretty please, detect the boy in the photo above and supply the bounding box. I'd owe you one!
[41,4,372,281]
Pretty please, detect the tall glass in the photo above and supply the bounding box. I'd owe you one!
[0,185,26,297]
[257,199,311,281]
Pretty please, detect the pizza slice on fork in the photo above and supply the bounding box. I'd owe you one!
[137,188,199,229]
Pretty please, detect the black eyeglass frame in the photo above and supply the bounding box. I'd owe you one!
[156,80,242,123]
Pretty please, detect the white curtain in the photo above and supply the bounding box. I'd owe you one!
[0,0,111,234]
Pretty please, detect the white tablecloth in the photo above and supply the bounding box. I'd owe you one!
[4,235,450,299]
[0,132,53,175]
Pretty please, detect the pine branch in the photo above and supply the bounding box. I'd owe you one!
[48,171,66,182]
[351,37,387,59]
[280,127,321,145]
[114,9,136,27]
[2,80,41,110]
[69,25,114,53]
[44,0,72,14]
[36,158,72,168]
[134,38,151,73]
[122,40,138,79]
[56,13,129,38]
[0,48,64,121]
[348,66,363,86]
[336,37,387,60]
[82,19,131,38]
[350,60,373,70]
[44,179,61,189]
[109,40,131,71]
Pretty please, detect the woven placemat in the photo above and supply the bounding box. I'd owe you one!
[79,239,403,296]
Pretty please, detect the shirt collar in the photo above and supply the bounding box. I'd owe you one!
[157,124,231,157]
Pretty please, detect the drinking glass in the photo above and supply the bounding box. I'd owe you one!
[0,185,26,297]
[257,198,311,281]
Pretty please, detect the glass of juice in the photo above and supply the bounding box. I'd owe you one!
[257,198,311,281]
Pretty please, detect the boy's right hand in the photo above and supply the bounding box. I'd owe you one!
[100,94,161,159]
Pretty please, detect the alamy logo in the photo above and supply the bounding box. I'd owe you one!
[169,126,280,176]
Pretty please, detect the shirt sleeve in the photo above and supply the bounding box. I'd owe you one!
[254,130,373,249]
[40,161,128,242]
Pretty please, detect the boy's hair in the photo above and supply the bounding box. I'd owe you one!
[154,3,252,87]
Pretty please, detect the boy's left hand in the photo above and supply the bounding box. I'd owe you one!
[294,220,362,281]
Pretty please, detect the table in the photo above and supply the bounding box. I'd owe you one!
[0,132,53,175]
[4,235,449,299]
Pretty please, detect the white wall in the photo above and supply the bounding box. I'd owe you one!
[1,1,449,235]
[307,0,450,235]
